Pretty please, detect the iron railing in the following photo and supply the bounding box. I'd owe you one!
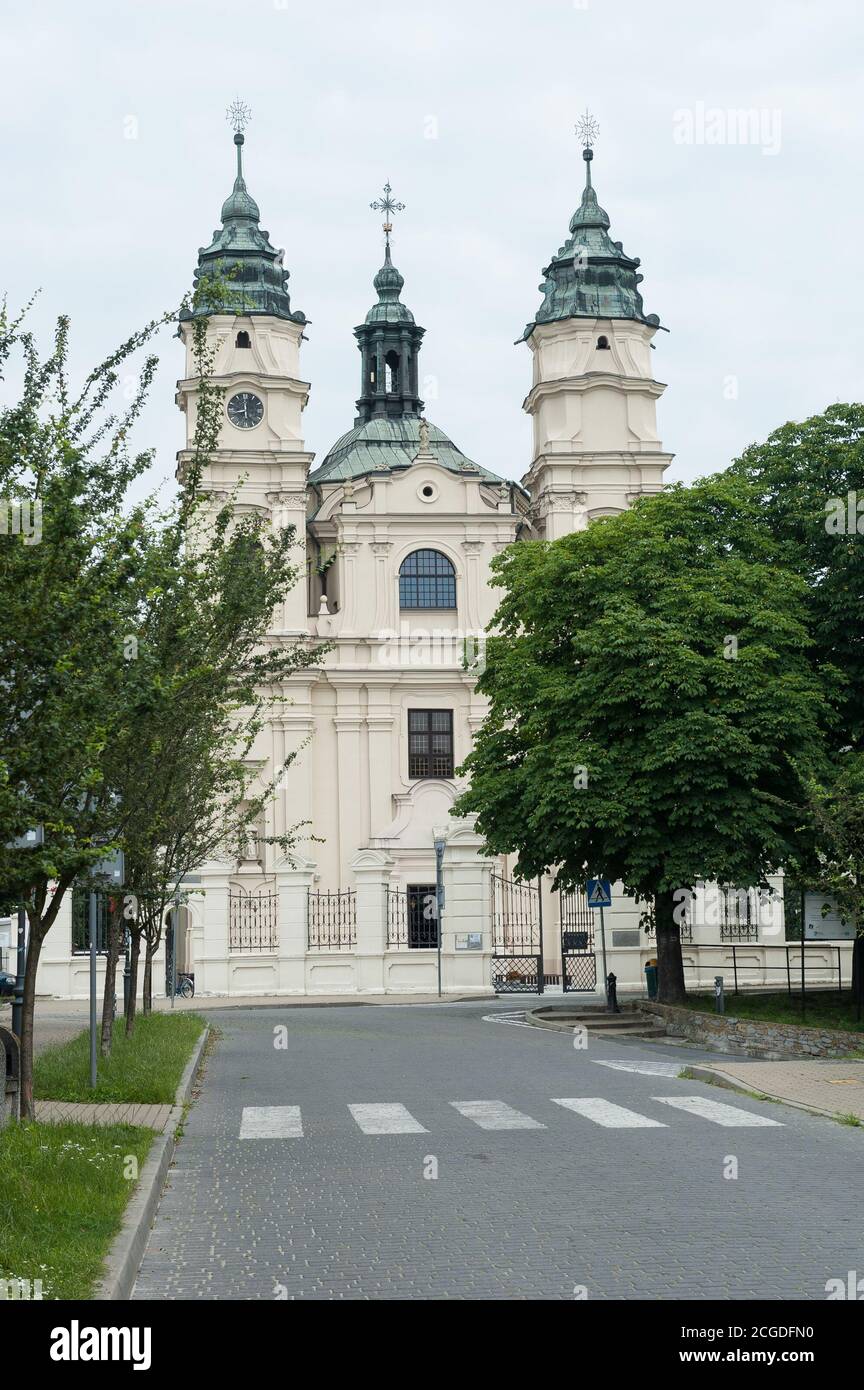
[229,887,279,952]
[491,872,541,954]
[386,885,439,949]
[717,886,760,940]
[307,889,356,950]
[681,942,847,995]
[646,919,693,945]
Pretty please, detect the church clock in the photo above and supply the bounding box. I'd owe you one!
[227,391,264,429]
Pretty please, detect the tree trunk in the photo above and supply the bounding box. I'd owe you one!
[143,937,155,1016]
[19,925,46,1122]
[125,927,142,1037]
[100,909,122,1058]
[655,887,687,1005]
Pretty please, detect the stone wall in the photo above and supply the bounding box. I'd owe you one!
[638,1000,863,1058]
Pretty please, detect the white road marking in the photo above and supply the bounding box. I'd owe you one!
[348,1103,428,1134]
[552,1097,668,1128]
[450,1100,546,1130]
[240,1106,303,1139]
[481,1011,533,1027]
[594,1060,683,1077]
[653,1095,783,1127]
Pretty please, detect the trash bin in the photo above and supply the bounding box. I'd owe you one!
[644,958,658,1000]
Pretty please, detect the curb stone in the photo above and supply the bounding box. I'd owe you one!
[93,1022,210,1301]
[679,1062,855,1122]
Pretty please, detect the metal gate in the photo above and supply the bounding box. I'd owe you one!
[559,888,596,992]
[491,873,543,993]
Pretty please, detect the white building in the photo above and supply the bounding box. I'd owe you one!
[37,122,848,1002]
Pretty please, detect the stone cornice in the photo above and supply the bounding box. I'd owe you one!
[522,372,667,415]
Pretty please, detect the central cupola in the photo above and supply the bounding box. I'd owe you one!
[354,183,425,424]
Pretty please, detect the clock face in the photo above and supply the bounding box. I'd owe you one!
[226,391,264,430]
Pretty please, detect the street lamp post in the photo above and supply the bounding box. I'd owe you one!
[6,825,44,1041]
[433,831,446,999]
[11,904,26,1041]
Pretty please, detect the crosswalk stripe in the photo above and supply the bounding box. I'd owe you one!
[348,1103,428,1134]
[240,1106,303,1139]
[450,1100,546,1130]
[594,1060,682,1077]
[652,1095,783,1127]
[552,1097,667,1128]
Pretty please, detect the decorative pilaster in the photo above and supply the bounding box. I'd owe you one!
[276,855,316,994]
[352,848,394,993]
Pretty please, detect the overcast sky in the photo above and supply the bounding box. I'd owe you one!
[2,0,862,499]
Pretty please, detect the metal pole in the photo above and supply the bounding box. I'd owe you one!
[89,891,98,1089]
[170,894,179,1008]
[800,887,806,1019]
[536,877,544,996]
[11,903,26,1040]
[434,848,444,999]
[599,904,609,1007]
[123,910,131,1015]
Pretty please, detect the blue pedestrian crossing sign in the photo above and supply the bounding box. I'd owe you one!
[586,878,612,909]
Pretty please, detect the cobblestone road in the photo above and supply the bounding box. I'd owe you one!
[132,1001,862,1300]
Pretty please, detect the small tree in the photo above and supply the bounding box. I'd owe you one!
[0,300,173,1114]
[454,476,829,1002]
[801,752,864,999]
[729,403,864,746]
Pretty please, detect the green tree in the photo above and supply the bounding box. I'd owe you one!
[800,751,864,997]
[99,305,323,1042]
[0,300,172,1114]
[729,402,864,745]
[454,476,829,1002]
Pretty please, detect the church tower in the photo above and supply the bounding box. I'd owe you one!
[175,102,312,635]
[520,117,673,540]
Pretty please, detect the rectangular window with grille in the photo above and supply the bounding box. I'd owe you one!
[408,709,454,779]
[407,884,439,949]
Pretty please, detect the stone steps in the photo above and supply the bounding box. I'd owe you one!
[526,1006,668,1038]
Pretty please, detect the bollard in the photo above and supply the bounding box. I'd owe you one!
[714,975,725,1014]
[0,1025,21,1126]
[606,971,620,1014]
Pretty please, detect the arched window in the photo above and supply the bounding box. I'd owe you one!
[385,349,400,393]
[596,335,610,350]
[236,330,251,348]
[399,549,456,609]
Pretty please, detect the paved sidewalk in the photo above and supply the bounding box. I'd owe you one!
[1,993,493,1059]
[686,1058,864,1121]
[33,1100,173,1129]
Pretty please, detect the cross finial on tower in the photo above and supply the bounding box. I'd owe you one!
[226,98,252,181]
[575,109,599,149]
[370,180,406,252]
[226,98,252,135]
[575,109,599,184]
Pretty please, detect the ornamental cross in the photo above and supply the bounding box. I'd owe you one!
[226,98,252,135]
[370,180,405,246]
[575,108,600,149]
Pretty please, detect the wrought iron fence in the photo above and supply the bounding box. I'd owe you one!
[386,885,439,949]
[229,887,279,952]
[646,919,693,944]
[491,872,541,954]
[308,889,356,950]
[71,885,121,954]
[558,887,593,941]
[718,886,759,941]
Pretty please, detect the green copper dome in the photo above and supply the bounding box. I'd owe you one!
[308,416,504,487]
[520,147,661,341]
[181,131,306,324]
[364,245,415,326]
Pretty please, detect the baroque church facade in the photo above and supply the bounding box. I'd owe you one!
[173,116,676,998]
[35,119,800,1000]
